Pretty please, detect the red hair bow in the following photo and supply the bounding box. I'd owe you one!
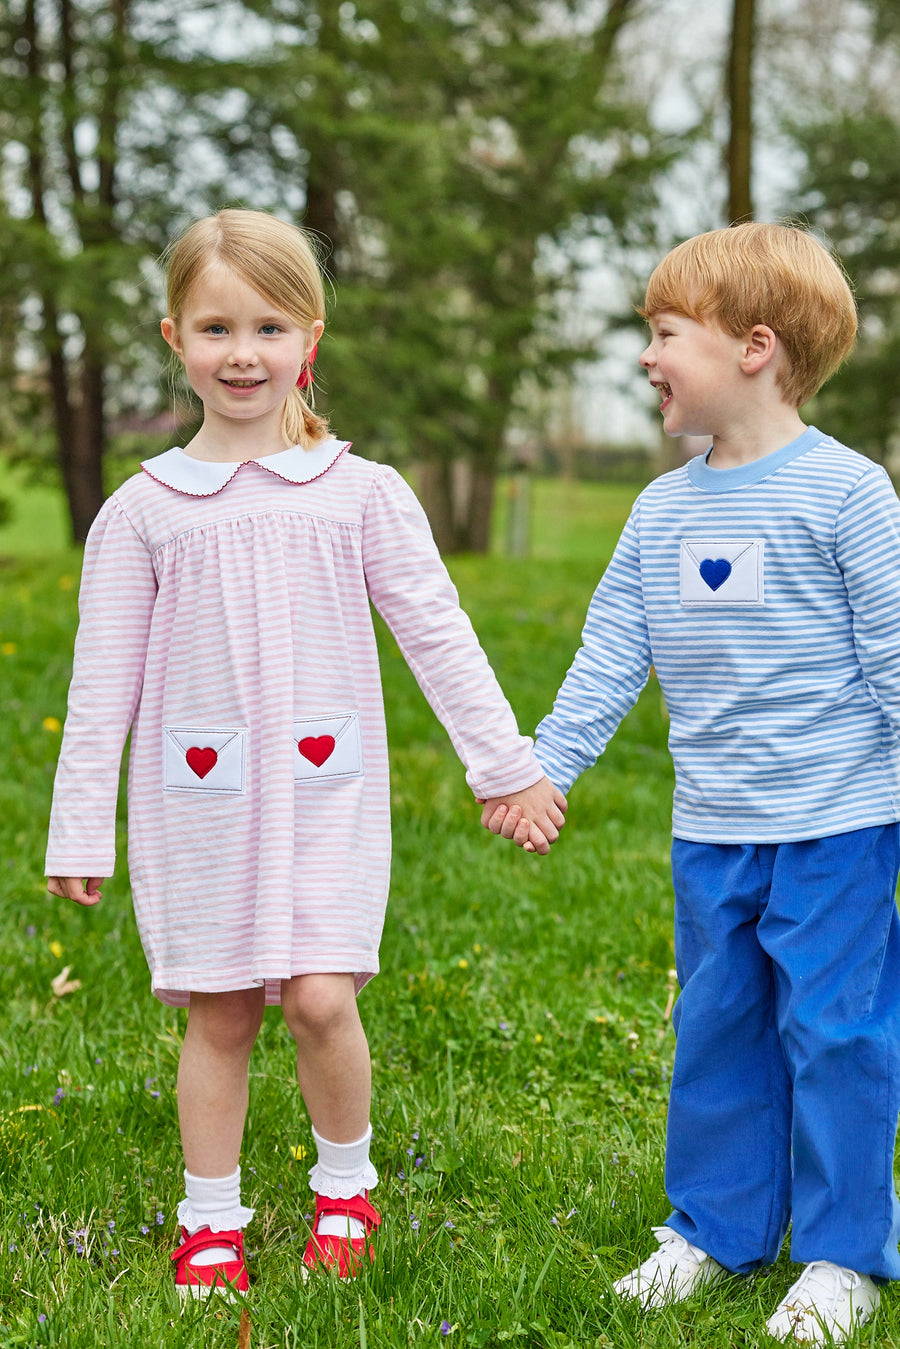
[297,343,318,390]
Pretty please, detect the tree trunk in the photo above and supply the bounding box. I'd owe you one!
[416,456,498,554]
[727,0,755,223]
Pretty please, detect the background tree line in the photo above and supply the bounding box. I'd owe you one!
[0,0,898,548]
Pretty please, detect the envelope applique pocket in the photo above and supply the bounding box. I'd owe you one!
[294,712,364,783]
[680,539,765,606]
[163,726,248,793]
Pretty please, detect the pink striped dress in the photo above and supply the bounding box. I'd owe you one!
[45,439,542,1006]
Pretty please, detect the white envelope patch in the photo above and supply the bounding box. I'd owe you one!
[680,539,765,606]
[164,726,248,793]
[294,712,363,783]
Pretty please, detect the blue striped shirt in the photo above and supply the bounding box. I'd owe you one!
[535,426,900,842]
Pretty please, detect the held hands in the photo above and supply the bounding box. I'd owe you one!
[479,776,567,855]
[47,876,104,907]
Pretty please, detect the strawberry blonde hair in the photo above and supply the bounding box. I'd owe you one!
[163,208,330,448]
[640,223,857,407]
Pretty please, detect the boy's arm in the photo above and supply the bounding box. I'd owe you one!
[530,510,653,792]
[837,467,900,738]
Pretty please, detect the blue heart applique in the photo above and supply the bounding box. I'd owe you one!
[699,558,732,591]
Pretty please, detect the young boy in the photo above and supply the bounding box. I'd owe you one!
[482,223,900,1344]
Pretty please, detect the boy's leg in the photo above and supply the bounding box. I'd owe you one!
[663,840,793,1273]
[762,823,900,1280]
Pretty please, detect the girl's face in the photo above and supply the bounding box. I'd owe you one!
[161,264,323,445]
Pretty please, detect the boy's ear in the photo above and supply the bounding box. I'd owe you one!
[741,324,779,376]
[160,317,182,356]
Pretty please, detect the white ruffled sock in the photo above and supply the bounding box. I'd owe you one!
[176,1166,255,1265]
[308,1125,377,1239]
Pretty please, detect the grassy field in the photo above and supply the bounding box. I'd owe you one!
[0,470,895,1347]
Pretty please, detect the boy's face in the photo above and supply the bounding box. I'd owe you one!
[639,310,750,439]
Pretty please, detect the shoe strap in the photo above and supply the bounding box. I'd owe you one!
[314,1191,382,1231]
[171,1225,244,1264]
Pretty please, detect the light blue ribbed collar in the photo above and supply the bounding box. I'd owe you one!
[141,438,350,497]
[687,425,826,493]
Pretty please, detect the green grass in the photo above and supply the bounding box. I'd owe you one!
[0,473,896,1346]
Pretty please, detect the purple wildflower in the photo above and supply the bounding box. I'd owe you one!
[140,1225,149,1235]
[410,1215,419,1230]
[415,1156,424,1168]
[440,1320,452,1336]
[38,1313,46,1324]
[52,1088,65,1105]
[155,1211,164,1224]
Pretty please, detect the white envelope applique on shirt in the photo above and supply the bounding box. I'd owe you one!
[680,539,765,606]
[164,726,248,793]
[293,712,364,783]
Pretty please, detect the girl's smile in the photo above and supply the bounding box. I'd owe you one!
[160,263,321,459]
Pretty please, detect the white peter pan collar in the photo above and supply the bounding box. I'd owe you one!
[140,438,350,497]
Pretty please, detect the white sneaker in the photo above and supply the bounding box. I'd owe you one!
[612,1225,728,1308]
[764,1261,879,1344]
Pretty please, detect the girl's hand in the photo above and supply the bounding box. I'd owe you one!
[47,876,104,907]
[479,778,567,855]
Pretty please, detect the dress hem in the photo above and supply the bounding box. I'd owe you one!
[151,962,379,1007]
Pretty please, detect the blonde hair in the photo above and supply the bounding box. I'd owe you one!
[163,208,330,448]
[639,223,857,407]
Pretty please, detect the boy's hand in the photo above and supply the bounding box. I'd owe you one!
[47,876,104,907]
[479,777,567,855]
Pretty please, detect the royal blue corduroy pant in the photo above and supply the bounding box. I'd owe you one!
[663,824,900,1280]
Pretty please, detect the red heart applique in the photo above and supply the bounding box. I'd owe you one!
[298,735,335,767]
[186,746,218,779]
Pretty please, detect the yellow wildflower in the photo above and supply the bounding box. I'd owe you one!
[290,1144,307,1161]
[42,716,62,733]
[49,940,64,959]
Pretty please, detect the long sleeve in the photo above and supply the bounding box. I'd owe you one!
[45,497,158,876]
[534,510,652,792]
[836,465,900,741]
[361,465,543,799]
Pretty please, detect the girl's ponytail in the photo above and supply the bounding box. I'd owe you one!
[283,385,330,450]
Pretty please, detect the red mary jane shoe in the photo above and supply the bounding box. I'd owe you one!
[302,1191,382,1278]
[171,1225,249,1301]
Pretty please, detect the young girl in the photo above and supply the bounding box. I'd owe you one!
[46,208,566,1299]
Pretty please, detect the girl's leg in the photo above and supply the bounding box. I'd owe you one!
[762,824,900,1280]
[177,986,267,1175]
[173,987,266,1296]
[282,973,379,1272]
[664,840,793,1273]
[281,972,371,1142]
